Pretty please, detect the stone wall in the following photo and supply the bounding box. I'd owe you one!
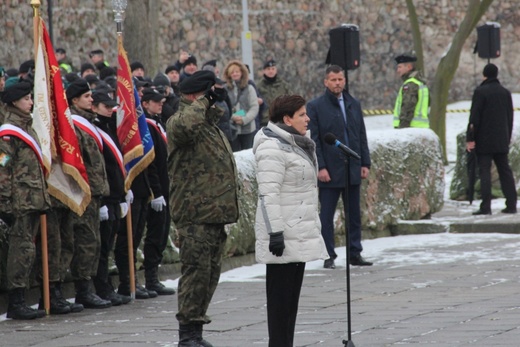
[2,0,520,109]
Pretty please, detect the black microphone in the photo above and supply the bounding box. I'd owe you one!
[324,133,361,160]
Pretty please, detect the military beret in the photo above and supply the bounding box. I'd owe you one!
[1,81,32,104]
[141,88,166,103]
[203,59,217,68]
[165,65,180,74]
[56,48,66,54]
[66,78,91,101]
[183,55,197,67]
[263,59,276,69]
[90,49,104,57]
[179,70,216,95]
[19,59,35,74]
[130,61,145,72]
[4,76,22,90]
[0,66,5,78]
[394,54,417,64]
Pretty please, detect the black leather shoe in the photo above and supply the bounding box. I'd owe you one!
[323,258,336,269]
[146,281,176,295]
[350,255,373,266]
[501,208,517,214]
[472,209,492,215]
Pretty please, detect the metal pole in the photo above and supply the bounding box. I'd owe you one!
[47,0,53,45]
[241,0,254,80]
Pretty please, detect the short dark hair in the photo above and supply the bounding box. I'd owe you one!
[269,94,306,123]
[325,65,344,77]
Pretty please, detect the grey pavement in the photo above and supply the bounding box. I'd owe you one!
[1,232,520,347]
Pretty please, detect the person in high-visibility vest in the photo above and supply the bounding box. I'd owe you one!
[393,54,429,128]
[55,48,74,75]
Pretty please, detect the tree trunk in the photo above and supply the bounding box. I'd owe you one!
[406,0,424,75]
[428,0,493,161]
[123,0,160,78]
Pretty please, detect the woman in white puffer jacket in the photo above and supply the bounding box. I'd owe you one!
[253,94,328,347]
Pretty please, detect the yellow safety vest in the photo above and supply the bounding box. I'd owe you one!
[393,77,429,128]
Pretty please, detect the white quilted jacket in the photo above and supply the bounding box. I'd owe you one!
[253,122,328,264]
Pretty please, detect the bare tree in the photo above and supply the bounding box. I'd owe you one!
[407,0,494,160]
[123,0,160,77]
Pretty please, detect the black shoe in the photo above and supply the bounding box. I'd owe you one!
[118,284,150,299]
[75,292,112,309]
[38,297,71,315]
[501,207,517,214]
[7,304,44,320]
[118,293,132,304]
[472,209,491,215]
[99,291,123,306]
[137,284,158,298]
[323,258,336,269]
[350,254,373,266]
[146,281,176,295]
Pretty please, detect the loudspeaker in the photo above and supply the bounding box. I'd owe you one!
[477,23,500,59]
[328,25,360,70]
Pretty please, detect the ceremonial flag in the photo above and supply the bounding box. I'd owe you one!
[32,18,91,215]
[116,35,154,190]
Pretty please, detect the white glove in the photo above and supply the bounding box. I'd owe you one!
[125,189,134,204]
[120,202,129,218]
[150,196,166,212]
[99,205,109,221]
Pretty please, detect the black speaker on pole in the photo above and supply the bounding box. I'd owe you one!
[327,24,360,70]
[476,23,500,59]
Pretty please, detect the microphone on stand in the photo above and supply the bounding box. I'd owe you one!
[324,133,360,160]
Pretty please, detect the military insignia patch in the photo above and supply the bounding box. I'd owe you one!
[0,152,10,166]
[403,85,409,91]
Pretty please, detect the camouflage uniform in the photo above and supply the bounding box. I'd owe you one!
[166,96,239,325]
[0,106,51,290]
[59,106,109,281]
[257,76,291,127]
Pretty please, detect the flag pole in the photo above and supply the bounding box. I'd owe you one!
[111,0,135,300]
[31,0,50,315]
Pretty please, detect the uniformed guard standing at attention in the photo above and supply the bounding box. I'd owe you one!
[166,70,239,347]
[0,81,51,320]
[393,54,429,129]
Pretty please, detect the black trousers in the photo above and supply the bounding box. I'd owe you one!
[477,153,517,211]
[94,203,121,294]
[144,203,170,271]
[266,262,305,347]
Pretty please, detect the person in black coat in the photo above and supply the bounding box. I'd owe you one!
[466,63,517,215]
[307,65,372,268]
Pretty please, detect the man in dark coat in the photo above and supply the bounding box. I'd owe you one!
[307,65,372,268]
[466,63,517,215]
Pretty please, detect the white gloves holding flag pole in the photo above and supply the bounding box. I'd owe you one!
[150,196,166,212]
[99,205,109,221]
[125,189,134,204]
[120,202,129,218]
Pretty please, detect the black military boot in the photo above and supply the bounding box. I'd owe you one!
[145,266,175,295]
[38,282,71,314]
[55,282,84,313]
[179,324,205,347]
[193,324,214,347]
[118,279,150,299]
[7,288,45,320]
[74,280,112,309]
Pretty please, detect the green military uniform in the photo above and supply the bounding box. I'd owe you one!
[257,76,291,127]
[166,95,239,326]
[393,70,429,128]
[0,105,51,290]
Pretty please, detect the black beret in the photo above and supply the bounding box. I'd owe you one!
[141,88,166,103]
[81,63,96,75]
[483,63,498,79]
[56,48,66,54]
[90,49,104,56]
[66,78,91,101]
[263,59,276,69]
[179,70,216,95]
[183,55,197,67]
[130,61,145,72]
[394,54,417,64]
[1,81,32,104]
[203,59,217,67]
[19,59,35,73]
[165,65,180,74]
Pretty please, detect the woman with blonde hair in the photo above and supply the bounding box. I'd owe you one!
[223,60,259,151]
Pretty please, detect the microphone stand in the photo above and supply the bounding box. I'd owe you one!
[342,156,355,347]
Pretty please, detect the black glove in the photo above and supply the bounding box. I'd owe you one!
[204,89,218,107]
[213,87,228,102]
[269,232,285,257]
